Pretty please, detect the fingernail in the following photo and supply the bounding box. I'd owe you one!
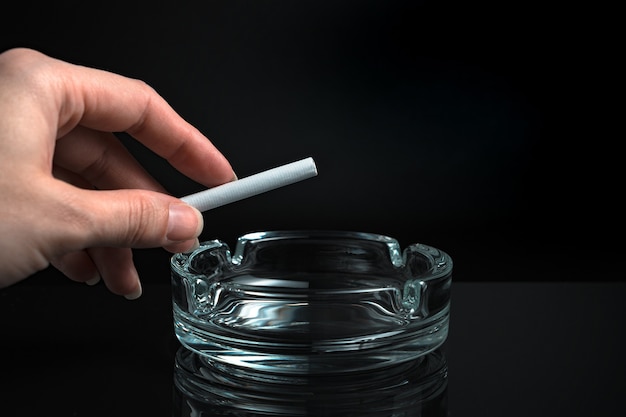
[188,238,200,252]
[85,275,101,286]
[124,283,143,301]
[167,203,203,242]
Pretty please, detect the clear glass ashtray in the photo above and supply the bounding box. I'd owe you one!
[171,230,452,375]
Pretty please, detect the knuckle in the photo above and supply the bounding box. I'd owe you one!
[119,192,167,246]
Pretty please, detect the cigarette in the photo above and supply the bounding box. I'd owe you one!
[180,157,318,212]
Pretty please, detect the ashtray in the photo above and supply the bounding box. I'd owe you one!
[171,230,452,375]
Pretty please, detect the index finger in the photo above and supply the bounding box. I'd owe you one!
[11,48,235,188]
[76,75,235,187]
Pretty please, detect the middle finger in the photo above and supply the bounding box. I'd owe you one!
[54,125,167,192]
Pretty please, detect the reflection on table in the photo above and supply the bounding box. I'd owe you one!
[173,346,448,416]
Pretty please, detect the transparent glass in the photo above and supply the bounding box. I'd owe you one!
[173,346,448,416]
[171,230,452,375]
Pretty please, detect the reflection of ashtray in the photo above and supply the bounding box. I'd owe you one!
[173,346,448,416]
[171,230,452,375]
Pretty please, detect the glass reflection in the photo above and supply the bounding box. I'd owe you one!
[173,346,448,417]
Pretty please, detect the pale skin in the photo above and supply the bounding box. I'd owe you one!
[0,48,236,299]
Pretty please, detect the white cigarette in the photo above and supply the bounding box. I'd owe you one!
[180,157,318,212]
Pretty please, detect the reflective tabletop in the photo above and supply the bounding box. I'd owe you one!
[1,281,624,416]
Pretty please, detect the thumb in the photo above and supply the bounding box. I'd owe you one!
[79,188,203,251]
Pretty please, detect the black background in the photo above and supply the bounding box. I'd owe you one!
[1,3,624,415]
[1,1,620,284]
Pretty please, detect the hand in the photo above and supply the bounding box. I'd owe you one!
[0,48,235,299]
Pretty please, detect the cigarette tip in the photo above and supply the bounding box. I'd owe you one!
[307,157,318,176]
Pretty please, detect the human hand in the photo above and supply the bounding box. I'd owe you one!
[0,48,235,299]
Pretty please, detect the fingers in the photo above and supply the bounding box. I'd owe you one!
[1,47,235,189]
[51,250,100,284]
[54,126,166,192]
[52,248,142,300]
[71,188,202,300]
[48,52,236,188]
[87,247,142,300]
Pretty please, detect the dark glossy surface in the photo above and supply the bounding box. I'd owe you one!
[1,281,624,416]
[173,346,448,416]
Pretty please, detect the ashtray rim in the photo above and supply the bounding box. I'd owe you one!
[171,229,453,282]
